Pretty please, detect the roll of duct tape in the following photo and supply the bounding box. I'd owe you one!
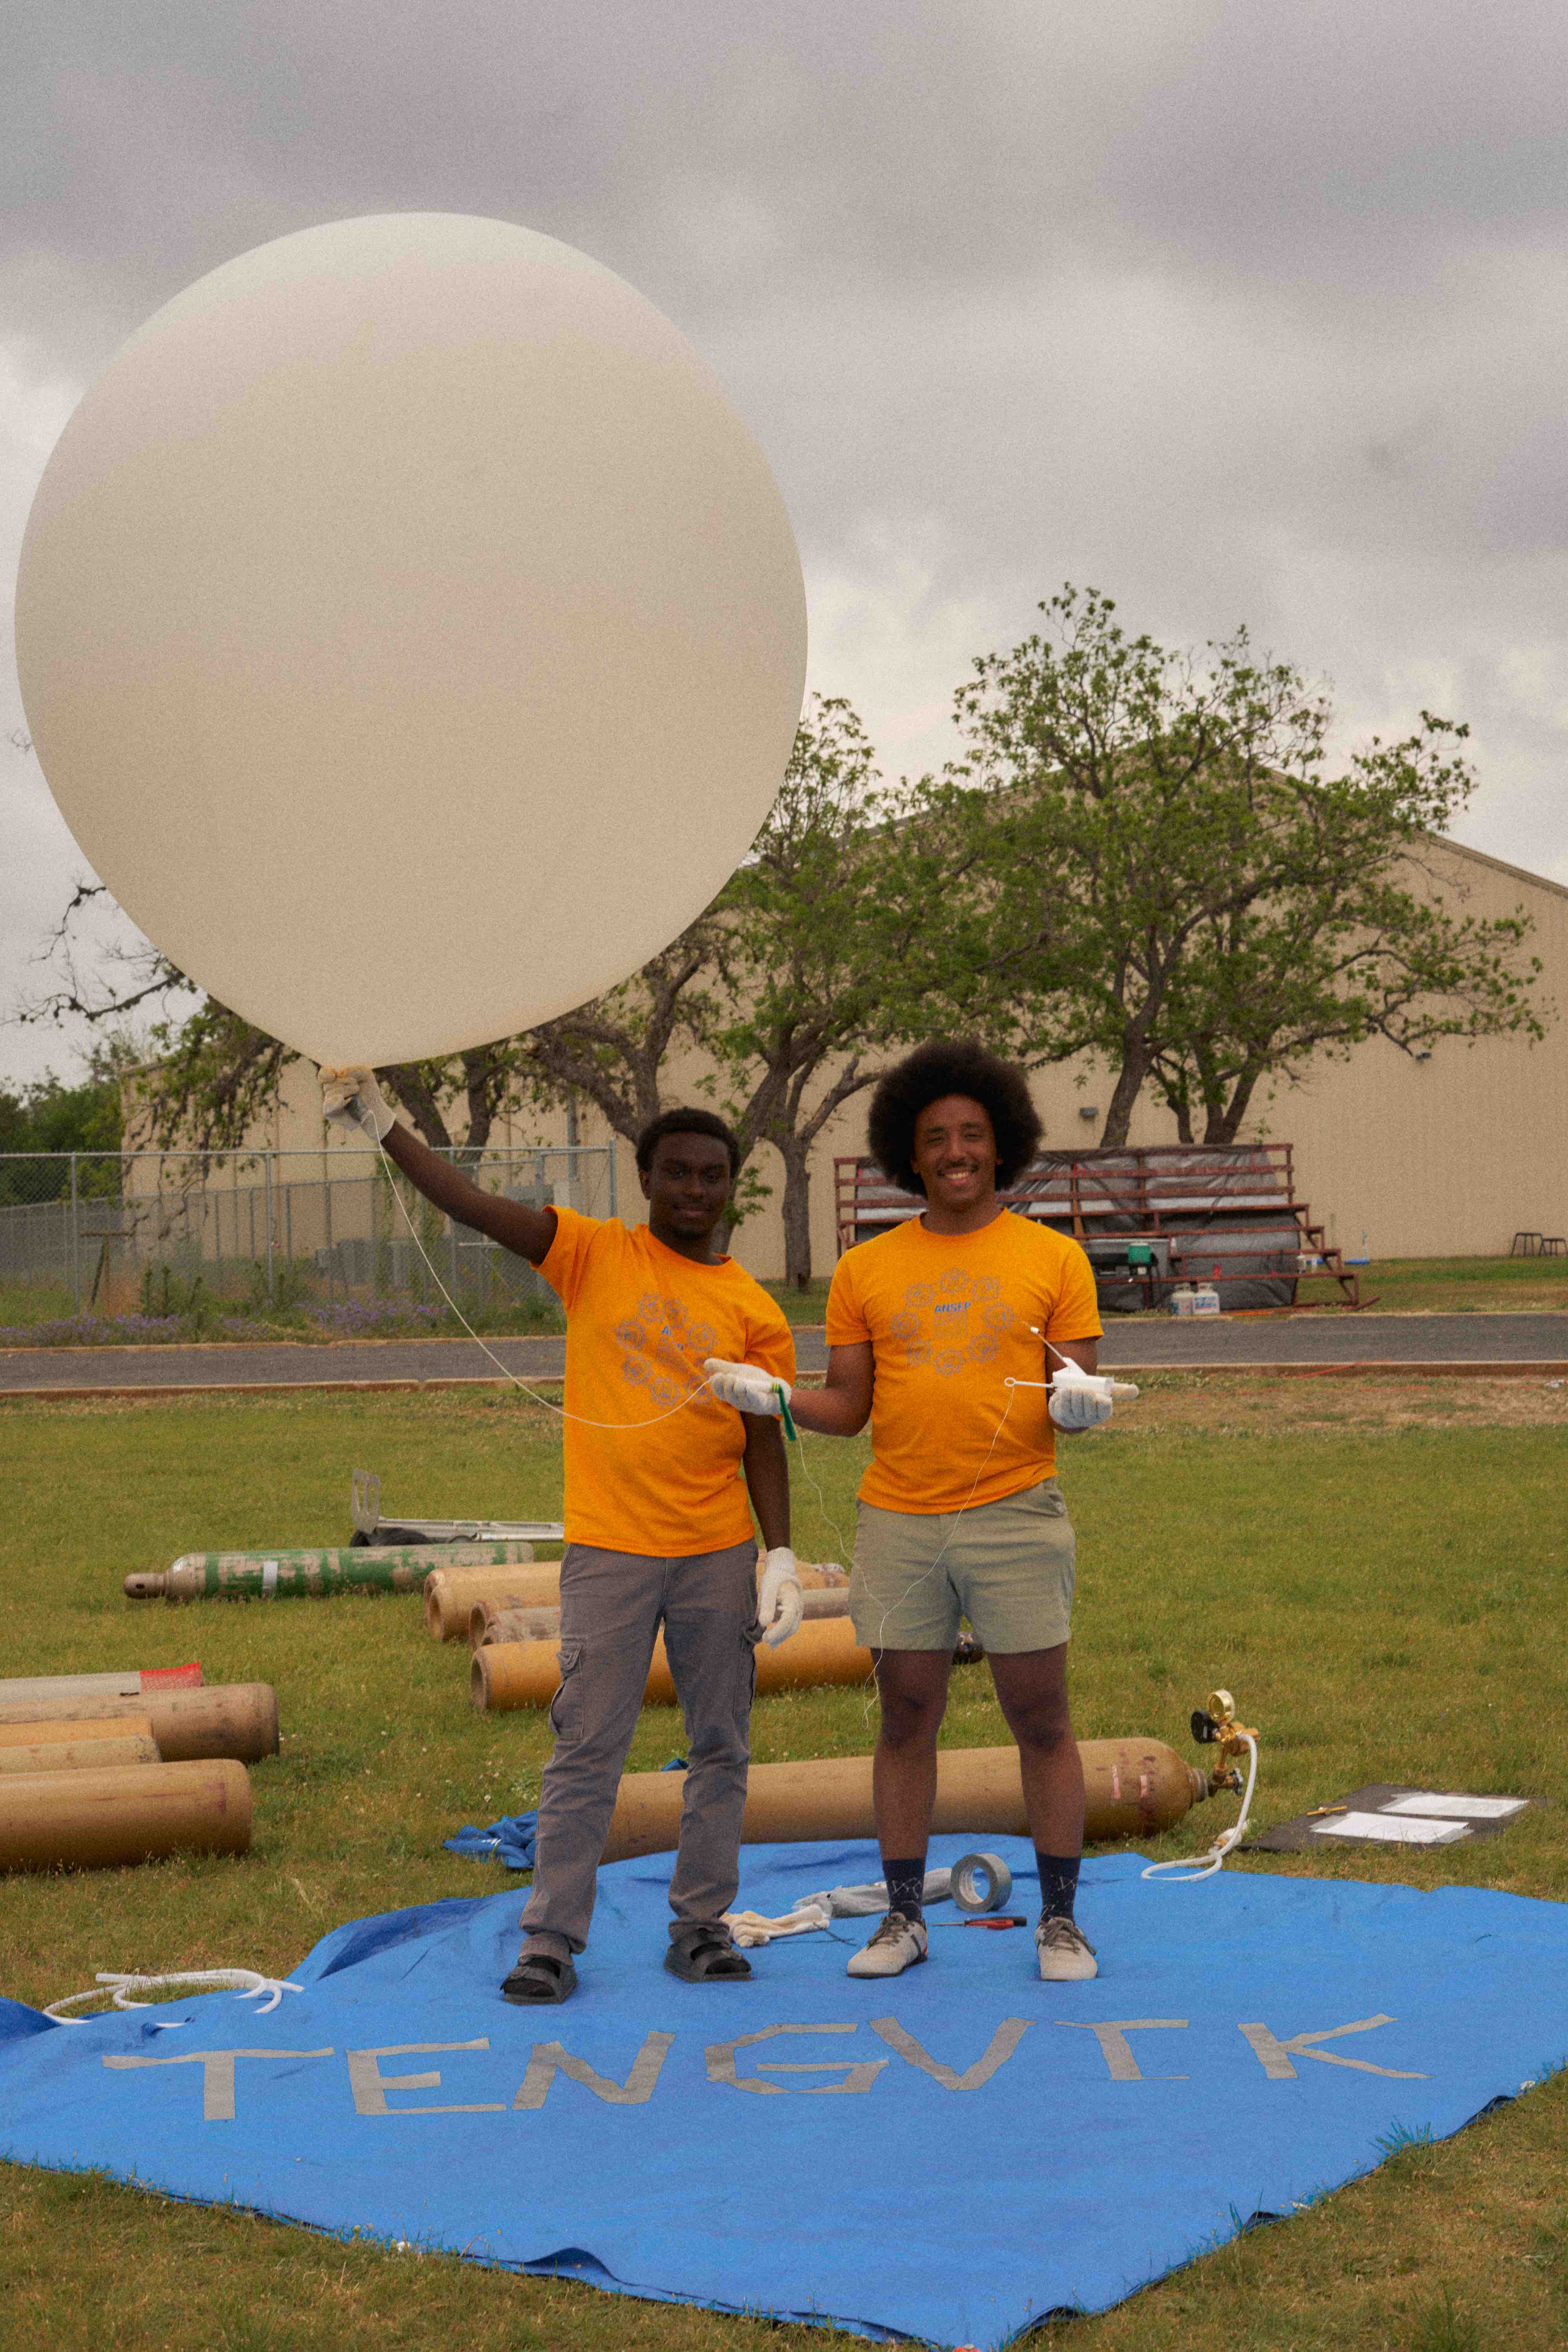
[951,1851,1012,1913]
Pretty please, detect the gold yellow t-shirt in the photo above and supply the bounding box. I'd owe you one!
[538,1209,795,1556]
[824,1210,1102,1514]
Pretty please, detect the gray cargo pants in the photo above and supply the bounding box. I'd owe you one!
[517,1537,760,1960]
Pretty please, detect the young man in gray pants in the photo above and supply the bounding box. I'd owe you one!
[321,1073,799,2004]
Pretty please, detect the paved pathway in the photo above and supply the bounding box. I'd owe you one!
[1097,1313,1568,1369]
[2,1314,1566,1394]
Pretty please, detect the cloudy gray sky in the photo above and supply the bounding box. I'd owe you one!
[5,0,1568,1085]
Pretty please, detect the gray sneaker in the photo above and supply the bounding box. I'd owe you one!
[846,1909,928,1978]
[1036,1914,1098,1981]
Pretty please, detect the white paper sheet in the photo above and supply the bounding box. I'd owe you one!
[1309,1811,1470,1845]
[1379,1792,1527,1821]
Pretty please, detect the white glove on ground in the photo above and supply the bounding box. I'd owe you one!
[1048,1356,1116,1431]
[756,1546,804,1648]
[319,1064,397,1142]
[722,1900,832,1948]
[704,1356,791,1418]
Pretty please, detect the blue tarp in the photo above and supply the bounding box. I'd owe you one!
[443,1757,686,1871]
[443,1813,538,1869]
[2,1839,1564,2349]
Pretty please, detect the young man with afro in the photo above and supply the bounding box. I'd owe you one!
[706,1039,1114,1982]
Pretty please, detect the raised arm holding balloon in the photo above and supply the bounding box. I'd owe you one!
[319,1067,559,1263]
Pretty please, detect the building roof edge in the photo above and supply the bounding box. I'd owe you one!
[1434,833,1568,904]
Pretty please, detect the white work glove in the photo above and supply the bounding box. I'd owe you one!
[319,1064,397,1142]
[755,1546,804,1648]
[1048,1356,1116,1431]
[704,1356,791,1419]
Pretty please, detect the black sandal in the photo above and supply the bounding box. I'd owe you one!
[664,1934,752,1983]
[501,1953,577,2004]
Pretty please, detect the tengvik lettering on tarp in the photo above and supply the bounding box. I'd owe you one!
[98,2004,1426,2124]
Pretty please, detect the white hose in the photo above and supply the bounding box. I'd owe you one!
[45,1969,302,2023]
[1142,1733,1258,1884]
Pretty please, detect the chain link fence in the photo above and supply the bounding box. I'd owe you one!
[0,1144,616,1326]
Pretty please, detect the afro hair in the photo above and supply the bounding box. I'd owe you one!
[867,1039,1042,1197]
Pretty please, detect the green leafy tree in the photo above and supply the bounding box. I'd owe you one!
[22,874,724,1167]
[927,586,1549,1145]
[130,999,294,1154]
[705,697,922,1287]
[501,698,944,1283]
[1143,859,1547,1144]
[20,706,943,1283]
[22,882,528,1158]
[505,919,728,1152]
[14,1065,125,1156]
[136,1014,531,1161]
[0,1049,128,1201]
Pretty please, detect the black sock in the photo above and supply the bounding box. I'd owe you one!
[1036,1852,1080,1921]
[882,1857,927,1922]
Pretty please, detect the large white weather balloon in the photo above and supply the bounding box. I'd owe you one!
[15,213,806,1069]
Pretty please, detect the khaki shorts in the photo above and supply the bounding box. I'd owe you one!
[849,1479,1075,1655]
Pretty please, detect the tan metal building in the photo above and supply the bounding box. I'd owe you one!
[216,834,1568,1279]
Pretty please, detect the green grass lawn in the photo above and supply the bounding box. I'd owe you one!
[759,1276,834,1325]
[1347,1254,1568,1314]
[0,1384,1565,2349]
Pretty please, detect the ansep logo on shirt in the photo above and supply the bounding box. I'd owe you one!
[886,1269,1014,1378]
[614,1294,719,1408]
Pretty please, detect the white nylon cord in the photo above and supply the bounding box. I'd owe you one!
[368,1120,722,1433]
[791,1423,854,1578]
[46,1969,303,2023]
[1141,1733,1259,1884]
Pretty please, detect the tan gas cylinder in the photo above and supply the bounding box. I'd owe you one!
[0,1664,201,1702]
[0,1758,252,1872]
[0,1713,155,1751]
[471,1611,875,1715]
[599,1739,1218,1862]
[790,1565,850,1592]
[470,1601,562,1648]
[752,1615,871,1695]
[0,1735,161,1775]
[424,1563,561,1640]
[432,1550,847,1644]
[463,1588,849,1661]
[0,1683,278,1764]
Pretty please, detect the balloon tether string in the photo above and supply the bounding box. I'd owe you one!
[367,1120,719,1433]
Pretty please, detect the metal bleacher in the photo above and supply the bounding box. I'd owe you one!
[834,1142,1362,1312]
